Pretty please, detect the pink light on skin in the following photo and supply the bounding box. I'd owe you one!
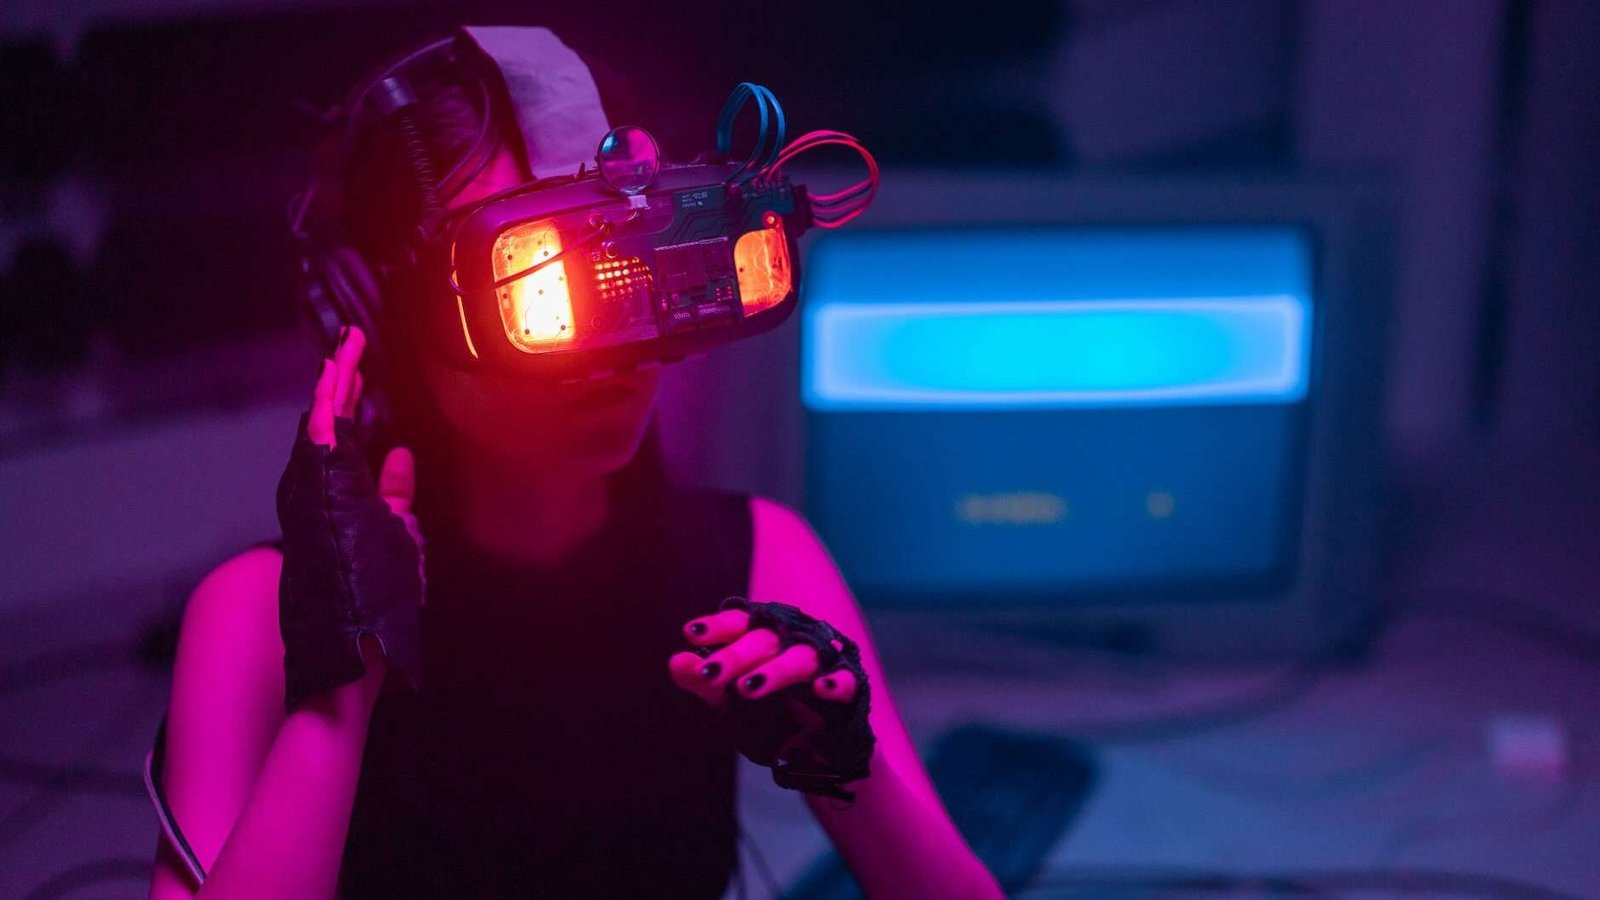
[152,328,1001,899]
[670,611,846,705]
[152,328,409,899]
[152,147,1002,900]
[670,499,1005,899]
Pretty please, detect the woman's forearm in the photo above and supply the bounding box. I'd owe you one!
[194,659,384,900]
[806,752,1003,900]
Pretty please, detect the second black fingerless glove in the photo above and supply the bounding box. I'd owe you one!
[719,597,876,802]
[276,415,423,711]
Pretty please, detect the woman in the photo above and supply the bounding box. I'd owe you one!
[148,26,1001,900]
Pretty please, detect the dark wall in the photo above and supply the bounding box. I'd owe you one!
[2,0,1596,458]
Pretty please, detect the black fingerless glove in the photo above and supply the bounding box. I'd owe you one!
[718,597,876,802]
[275,414,422,711]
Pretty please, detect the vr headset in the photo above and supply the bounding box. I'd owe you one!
[291,26,878,383]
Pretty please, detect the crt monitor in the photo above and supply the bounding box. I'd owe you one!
[792,171,1394,657]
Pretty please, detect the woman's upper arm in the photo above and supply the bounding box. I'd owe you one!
[746,496,940,807]
[150,545,287,896]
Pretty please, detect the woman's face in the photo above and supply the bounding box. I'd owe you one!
[417,150,662,476]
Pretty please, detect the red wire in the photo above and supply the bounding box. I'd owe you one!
[761,130,880,228]
[812,180,874,204]
[772,133,876,197]
[811,204,871,228]
[811,179,874,207]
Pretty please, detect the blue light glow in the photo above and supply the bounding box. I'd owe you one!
[801,228,1314,411]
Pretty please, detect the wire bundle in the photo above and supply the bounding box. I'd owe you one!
[716,82,787,185]
[762,129,879,229]
[715,82,879,228]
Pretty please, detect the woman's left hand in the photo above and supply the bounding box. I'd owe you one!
[669,598,876,800]
[669,603,858,707]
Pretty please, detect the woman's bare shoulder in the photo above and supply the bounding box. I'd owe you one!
[170,544,286,718]
[747,496,844,601]
[200,543,283,585]
[182,545,282,636]
[747,495,812,541]
[155,545,287,882]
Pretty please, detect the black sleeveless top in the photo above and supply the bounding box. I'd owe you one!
[338,484,751,899]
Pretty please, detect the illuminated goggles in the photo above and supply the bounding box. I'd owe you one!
[434,132,875,377]
[398,28,878,378]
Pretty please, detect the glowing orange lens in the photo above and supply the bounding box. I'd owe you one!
[493,221,575,351]
[734,216,792,314]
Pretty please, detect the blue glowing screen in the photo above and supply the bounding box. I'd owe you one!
[802,228,1312,411]
[801,226,1316,603]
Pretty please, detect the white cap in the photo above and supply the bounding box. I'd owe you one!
[460,26,612,180]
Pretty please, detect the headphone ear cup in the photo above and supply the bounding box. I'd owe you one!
[322,246,383,346]
[296,246,380,354]
[296,252,347,354]
[298,246,393,443]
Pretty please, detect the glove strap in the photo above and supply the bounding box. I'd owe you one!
[719,597,876,801]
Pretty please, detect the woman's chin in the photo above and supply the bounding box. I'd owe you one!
[564,422,651,475]
[466,416,649,477]
[426,362,661,478]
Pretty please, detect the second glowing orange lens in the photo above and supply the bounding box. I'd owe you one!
[734,215,792,314]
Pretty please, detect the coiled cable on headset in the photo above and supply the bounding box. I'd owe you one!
[373,77,443,225]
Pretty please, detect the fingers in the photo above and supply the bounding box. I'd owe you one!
[673,634,857,706]
[378,446,423,593]
[682,609,752,646]
[813,667,859,704]
[330,326,367,417]
[669,651,727,707]
[342,371,364,419]
[737,644,819,700]
[697,628,781,689]
[308,358,337,446]
[379,447,416,515]
[306,326,367,447]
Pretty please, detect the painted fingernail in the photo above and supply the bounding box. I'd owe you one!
[688,622,708,637]
[700,661,722,680]
[742,673,767,692]
[821,676,838,692]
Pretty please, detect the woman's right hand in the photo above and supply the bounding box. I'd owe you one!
[275,326,424,711]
